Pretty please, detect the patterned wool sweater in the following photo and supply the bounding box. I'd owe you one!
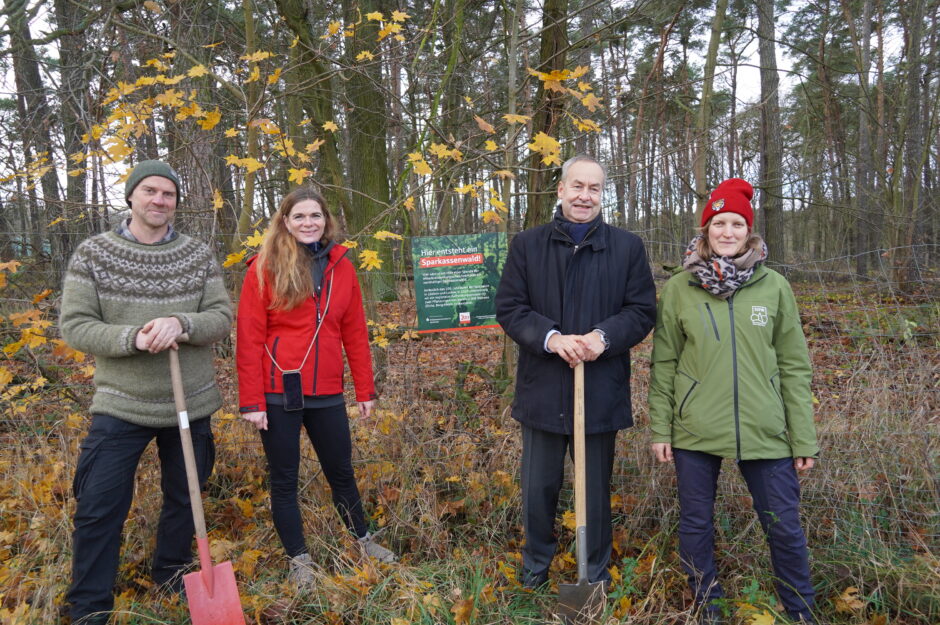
[60,230,232,427]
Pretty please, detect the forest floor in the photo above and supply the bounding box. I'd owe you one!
[0,280,937,624]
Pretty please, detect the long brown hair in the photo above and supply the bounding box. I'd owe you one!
[255,187,338,310]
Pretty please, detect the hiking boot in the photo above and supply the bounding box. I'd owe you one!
[288,552,317,587]
[358,532,397,563]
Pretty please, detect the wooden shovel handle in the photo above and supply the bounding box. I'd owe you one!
[573,362,588,581]
[168,341,212,568]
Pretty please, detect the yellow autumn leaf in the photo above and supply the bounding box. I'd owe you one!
[188,64,208,78]
[454,184,475,194]
[198,109,222,130]
[570,65,590,79]
[224,127,238,137]
[223,250,247,267]
[306,138,325,153]
[359,249,383,271]
[246,230,264,248]
[527,131,561,166]
[527,67,571,82]
[484,140,498,151]
[203,41,223,48]
[154,89,184,107]
[323,121,339,132]
[372,333,389,348]
[412,159,432,176]
[356,51,375,62]
[0,367,13,389]
[212,189,223,211]
[343,240,359,249]
[573,117,602,133]
[835,587,866,613]
[365,11,384,21]
[391,10,410,22]
[143,0,162,13]
[451,598,475,625]
[325,21,341,37]
[403,196,415,211]
[391,619,409,625]
[503,113,530,124]
[561,509,576,530]
[32,289,53,304]
[374,231,403,241]
[288,168,312,184]
[738,608,775,625]
[481,210,502,224]
[267,67,283,84]
[145,58,169,71]
[489,196,507,212]
[581,93,603,112]
[474,115,495,134]
[48,217,64,227]
[241,50,273,63]
[494,169,516,179]
[0,260,22,273]
[246,65,261,83]
[578,80,592,92]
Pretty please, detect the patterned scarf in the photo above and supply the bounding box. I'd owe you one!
[682,234,768,299]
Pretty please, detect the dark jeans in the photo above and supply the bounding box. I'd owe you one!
[260,403,367,556]
[520,425,617,586]
[674,449,816,621]
[68,414,215,624]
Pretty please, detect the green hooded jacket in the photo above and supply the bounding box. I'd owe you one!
[648,265,818,460]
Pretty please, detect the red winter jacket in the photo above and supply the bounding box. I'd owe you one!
[236,244,376,412]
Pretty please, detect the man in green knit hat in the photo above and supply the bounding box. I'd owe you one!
[59,160,233,625]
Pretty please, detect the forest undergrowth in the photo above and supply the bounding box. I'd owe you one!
[0,275,937,625]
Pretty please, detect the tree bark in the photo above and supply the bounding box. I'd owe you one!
[524,0,568,229]
[755,0,784,263]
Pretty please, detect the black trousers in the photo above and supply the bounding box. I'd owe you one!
[260,403,368,556]
[68,414,215,624]
[520,425,617,585]
[674,449,816,621]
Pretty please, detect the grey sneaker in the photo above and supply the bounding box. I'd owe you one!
[288,552,317,587]
[358,533,397,563]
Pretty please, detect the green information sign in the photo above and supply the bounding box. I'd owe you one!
[412,233,506,332]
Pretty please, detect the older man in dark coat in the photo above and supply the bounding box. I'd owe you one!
[496,154,656,588]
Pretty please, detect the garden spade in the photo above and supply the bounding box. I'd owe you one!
[557,362,605,624]
[169,340,246,625]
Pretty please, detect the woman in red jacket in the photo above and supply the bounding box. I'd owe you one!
[237,187,395,585]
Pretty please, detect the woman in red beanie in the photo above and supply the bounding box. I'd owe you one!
[648,178,818,624]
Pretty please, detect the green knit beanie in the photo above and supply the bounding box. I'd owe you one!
[125,160,182,205]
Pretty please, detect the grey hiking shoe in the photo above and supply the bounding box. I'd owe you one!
[358,532,397,563]
[288,552,317,587]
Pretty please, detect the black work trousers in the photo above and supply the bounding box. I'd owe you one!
[520,425,617,586]
[68,414,215,625]
[674,449,816,622]
[260,403,368,557]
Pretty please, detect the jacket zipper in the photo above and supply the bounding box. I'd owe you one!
[312,290,321,396]
[729,295,741,460]
[704,302,720,340]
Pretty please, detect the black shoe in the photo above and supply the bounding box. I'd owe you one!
[521,571,548,589]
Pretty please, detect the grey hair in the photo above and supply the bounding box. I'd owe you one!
[560,154,607,184]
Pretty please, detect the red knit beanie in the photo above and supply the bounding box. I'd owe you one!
[701,178,754,227]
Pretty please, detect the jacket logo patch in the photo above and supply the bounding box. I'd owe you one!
[750,305,768,327]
